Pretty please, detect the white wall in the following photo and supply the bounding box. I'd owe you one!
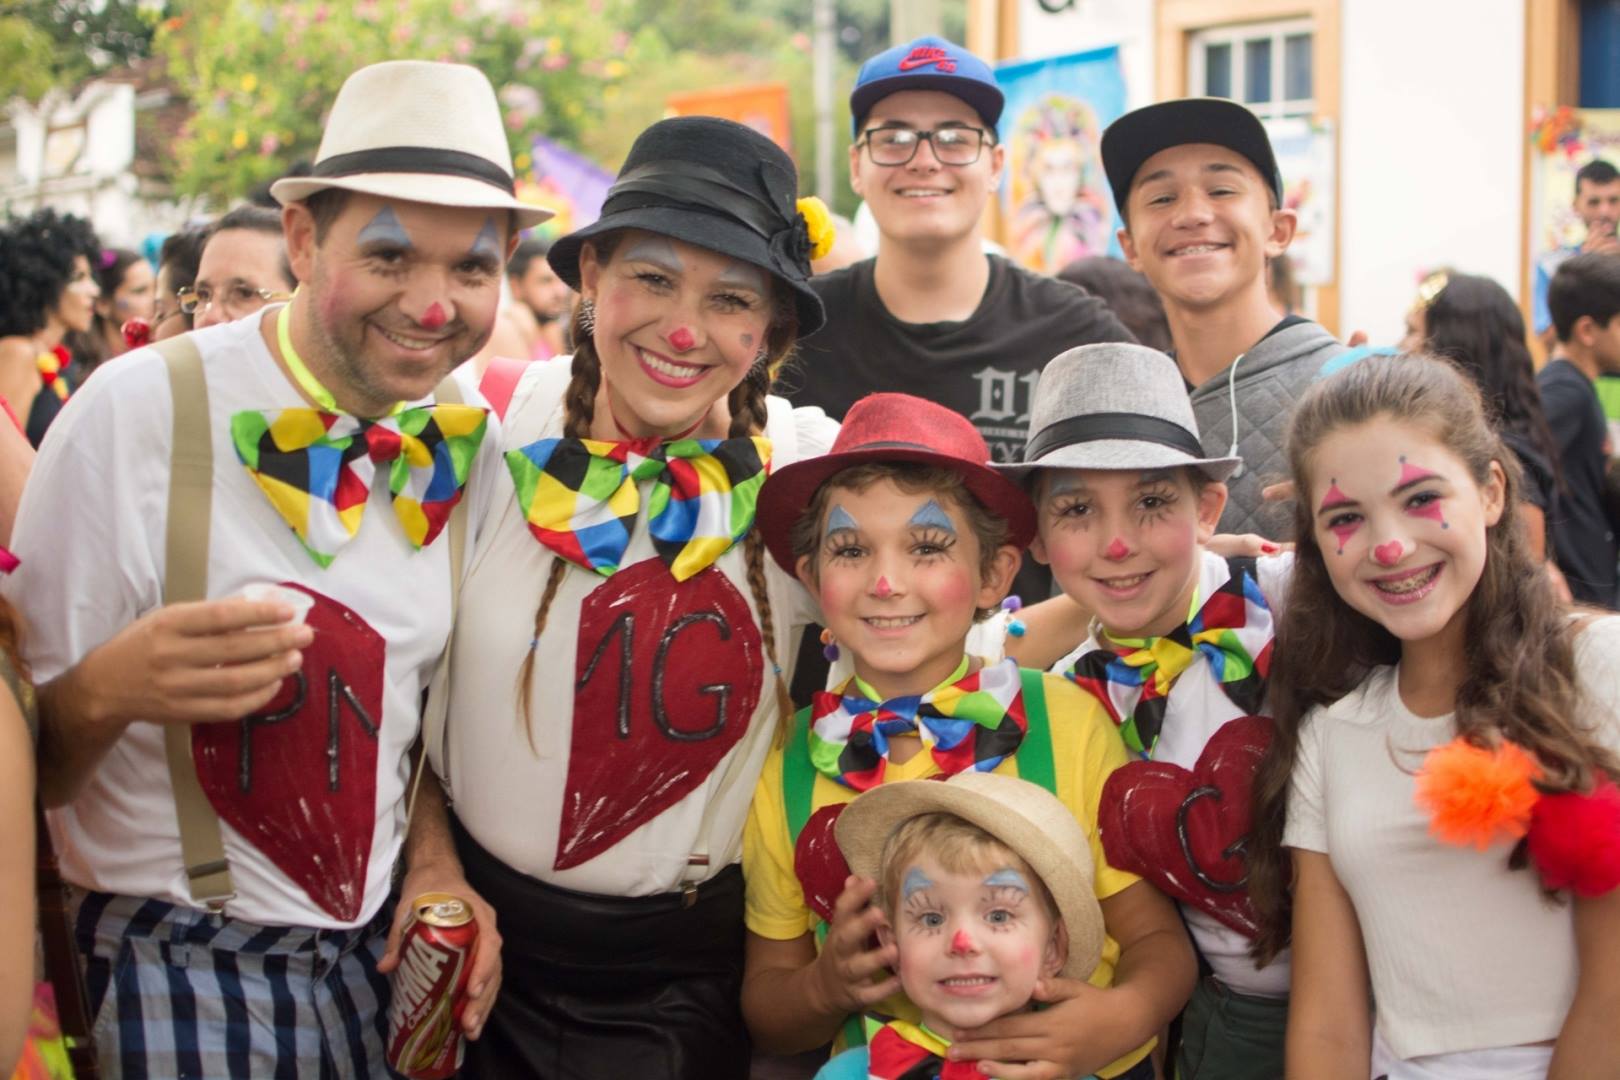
[1015,0,1157,110]
[1339,0,1525,342]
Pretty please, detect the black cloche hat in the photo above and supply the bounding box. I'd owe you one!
[547,115,826,336]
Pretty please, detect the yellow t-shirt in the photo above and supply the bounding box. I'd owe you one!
[743,670,1153,1078]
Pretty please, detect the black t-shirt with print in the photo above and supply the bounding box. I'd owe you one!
[777,254,1133,707]
[778,254,1135,465]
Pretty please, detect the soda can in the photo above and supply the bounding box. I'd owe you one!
[385,892,478,1080]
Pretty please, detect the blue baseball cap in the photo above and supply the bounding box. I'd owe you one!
[850,36,1004,137]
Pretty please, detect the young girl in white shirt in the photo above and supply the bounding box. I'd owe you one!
[1247,354,1620,1079]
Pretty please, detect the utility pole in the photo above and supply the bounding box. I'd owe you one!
[890,0,942,44]
[813,0,836,202]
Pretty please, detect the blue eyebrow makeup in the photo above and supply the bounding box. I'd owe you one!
[716,261,768,292]
[825,504,858,537]
[622,236,683,270]
[985,868,1031,891]
[903,868,935,899]
[908,499,956,533]
[357,205,412,248]
[468,217,501,260]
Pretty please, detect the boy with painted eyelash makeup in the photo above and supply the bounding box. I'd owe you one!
[811,772,1109,1079]
[1000,342,1294,1079]
[741,393,1194,1080]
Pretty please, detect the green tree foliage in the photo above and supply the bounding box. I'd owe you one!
[0,0,167,101]
[149,0,963,213]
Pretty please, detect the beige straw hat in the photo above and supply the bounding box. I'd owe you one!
[835,772,1106,981]
[270,60,552,229]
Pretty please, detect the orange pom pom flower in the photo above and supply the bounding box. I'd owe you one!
[1414,738,1541,850]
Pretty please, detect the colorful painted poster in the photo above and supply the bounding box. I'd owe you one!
[1263,117,1336,286]
[666,82,793,155]
[995,45,1126,272]
[1529,107,1620,251]
[521,135,615,241]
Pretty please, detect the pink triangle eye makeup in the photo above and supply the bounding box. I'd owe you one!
[1398,455,1448,528]
[1318,480,1357,555]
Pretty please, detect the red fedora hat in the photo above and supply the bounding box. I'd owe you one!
[757,393,1036,575]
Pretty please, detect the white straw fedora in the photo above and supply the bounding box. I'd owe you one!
[835,772,1106,982]
[270,60,553,229]
[998,342,1241,482]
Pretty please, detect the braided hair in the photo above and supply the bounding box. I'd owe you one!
[516,231,800,748]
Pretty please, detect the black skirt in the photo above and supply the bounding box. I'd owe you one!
[451,814,751,1079]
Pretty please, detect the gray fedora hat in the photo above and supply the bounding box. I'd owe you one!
[999,343,1241,481]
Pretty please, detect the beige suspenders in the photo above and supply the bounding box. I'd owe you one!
[154,335,469,912]
[155,335,235,910]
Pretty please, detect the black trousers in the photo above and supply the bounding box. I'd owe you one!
[452,815,751,1080]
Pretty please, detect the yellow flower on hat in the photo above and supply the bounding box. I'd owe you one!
[796,196,835,262]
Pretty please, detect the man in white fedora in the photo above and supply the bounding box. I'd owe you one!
[7,59,548,1077]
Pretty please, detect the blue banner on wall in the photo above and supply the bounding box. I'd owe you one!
[995,45,1127,271]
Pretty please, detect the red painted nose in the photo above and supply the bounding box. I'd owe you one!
[420,302,447,330]
[667,326,696,352]
[874,576,893,598]
[950,929,974,953]
[1374,540,1404,567]
[1104,537,1129,560]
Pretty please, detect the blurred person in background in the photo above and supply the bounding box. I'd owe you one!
[185,205,295,330]
[84,247,156,373]
[1405,272,1564,578]
[0,209,101,447]
[1057,255,1172,352]
[150,225,210,343]
[506,235,571,360]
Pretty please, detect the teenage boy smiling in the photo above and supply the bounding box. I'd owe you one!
[784,37,1132,628]
[1103,99,1345,538]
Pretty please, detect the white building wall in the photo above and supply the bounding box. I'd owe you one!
[1338,0,1525,342]
[1014,0,1157,111]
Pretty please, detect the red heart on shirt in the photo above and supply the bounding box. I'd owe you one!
[554,559,763,871]
[794,804,851,923]
[1098,714,1272,937]
[191,584,384,922]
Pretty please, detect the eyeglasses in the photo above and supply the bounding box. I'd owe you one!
[176,283,293,318]
[858,125,992,167]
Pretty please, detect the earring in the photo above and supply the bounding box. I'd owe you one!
[820,627,839,663]
[578,297,597,337]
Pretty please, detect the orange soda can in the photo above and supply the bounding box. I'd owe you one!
[385,892,478,1080]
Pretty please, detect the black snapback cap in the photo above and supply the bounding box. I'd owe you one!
[1101,98,1284,214]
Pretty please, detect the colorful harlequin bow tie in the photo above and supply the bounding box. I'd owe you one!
[231,405,489,568]
[810,657,1025,792]
[867,1020,980,1080]
[505,434,771,581]
[1067,556,1273,758]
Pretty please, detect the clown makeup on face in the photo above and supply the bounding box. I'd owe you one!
[1031,467,1226,640]
[881,852,1064,1033]
[286,194,513,417]
[1307,415,1504,650]
[578,229,776,440]
[796,479,1017,700]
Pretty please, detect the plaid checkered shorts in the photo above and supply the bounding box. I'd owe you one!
[74,890,400,1079]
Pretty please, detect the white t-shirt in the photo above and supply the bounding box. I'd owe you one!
[1285,616,1620,1063]
[6,312,502,928]
[433,358,837,896]
[1055,549,1294,997]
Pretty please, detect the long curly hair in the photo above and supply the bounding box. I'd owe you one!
[1248,354,1620,964]
[1423,273,1563,493]
[0,209,101,338]
[515,231,801,749]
